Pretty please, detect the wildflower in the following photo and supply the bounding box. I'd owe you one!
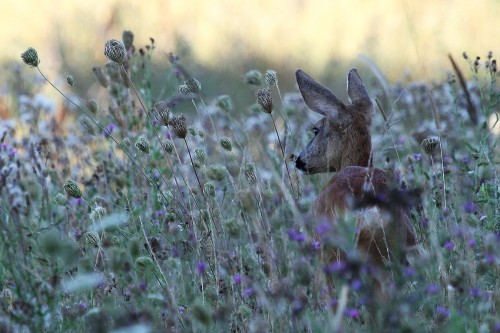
[104,39,126,64]
[135,256,154,271]
[196,262,206,275]
[64,179,82,199]
[194,147,206,164]
[233,274,242,285]
[467,239,476,248]
[426,283,439,294]
[206,164,226,181]
[21,47,40,67]
[435,305,449,317]
[135,137,150,154]
[463,201,476,214]
[443,241,454,250]
[169,115,187,139]
[219,137,232,151]
[265,69,278,86]
[344,308,360,319]
[462,51,468,60]
[185,78,201,94]
[243,69,262,86]
[52,193,68,206]
[287,229,305,242]
[311,241,320,250]
[162,140,174,154]
[256,87,273,114]
[84,231,100,247]
[242,288,254,297]
[421,136,439,155]
[324,261,346,275]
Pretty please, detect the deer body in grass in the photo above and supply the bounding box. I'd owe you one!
[295,68,417,268]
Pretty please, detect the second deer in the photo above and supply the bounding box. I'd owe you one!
[295,68,418,272]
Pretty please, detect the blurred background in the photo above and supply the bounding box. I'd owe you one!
[2,0,499,103]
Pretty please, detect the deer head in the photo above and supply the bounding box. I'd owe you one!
[295,69,374,174]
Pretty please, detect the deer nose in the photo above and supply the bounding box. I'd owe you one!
[295,156,306,170]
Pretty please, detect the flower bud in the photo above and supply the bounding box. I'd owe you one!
[21,47,40,67]
[265,69,278,86]
[219,137,232,151]
[244,69,262,86]
[215,95,233,112]
[203,182,216,198]
[64,179,82,199]
[135,137,150,154]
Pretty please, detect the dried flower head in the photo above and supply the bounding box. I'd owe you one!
[78,115,95,135]
[169,114,187,139]
[122,30,135,52]
[215,95,233,112]
[66,75,74,87]
[135,137,150,154]
[245,162,257,183]
[194,147,207,164]
[153,101,170,126]
[21,47,40,67]
[491,59,497,73]
[92,66,109,88]
[206,164,226,181]
[256,87,273,113]
[52,193,68,206]
[185,78,201,94]
[179,84,190,95]
[84,231,100,247]
[421,136,440,155]
[265,70,278,86]
[104,39,126,64]
[220,137,232,151]
[162,140,174,154]
[203,182,216,198]
[462,51,468,60]
[244,70,263,86]
[64,179,82,199]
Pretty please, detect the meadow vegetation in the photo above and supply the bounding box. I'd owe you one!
[0,31,499,332]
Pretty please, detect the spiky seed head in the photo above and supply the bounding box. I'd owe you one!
[21,47,40,67]
[215,95,233,112]
[491,59,497,73]
[220,137,232,151]
[153,102,170,126]
[162,140,174,154]
[92,66,109,87]
[66,75,74,87]
[179,84,190,95]
[244,69,263,86]
[185,78,201,93]
[170,114,187,139]
[265,69,278,86]
[122,30,134,51]
[104,39,126,64]
[84,231,100,247]
[256,87,273,114]
[135,137,150,154]
[421,136,440,155]
[52,193,68,206]
[245,163,257,183]
[203,182,216,198]
[194,147,207,164]
[64,179,82,199]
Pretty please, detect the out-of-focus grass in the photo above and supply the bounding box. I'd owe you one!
[0,33,499,332]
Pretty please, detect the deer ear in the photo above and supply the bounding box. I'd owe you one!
[347,68,371,105]
[296,69,346,122]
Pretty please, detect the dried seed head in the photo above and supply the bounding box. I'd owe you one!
[64,179,82,199]
[245,162,257,183]
[421,136,440,155]
[194,147,207,164]
[66,75,74,87]
[203,182,216,198]
[170,114,187,139]
[215,95,233,112]
[21,47,40,67]
[244,69,263,86]
[84,231,100,247]
[123,137,131,146]
[185,78,201,94]
[265,69,278,86]
[104,39,126,64]
[122,30,135,52]
[162,140,174,154]
[52,193,68,206]
[153,101,170,126]
[92,66,109,88]
[256,87,273,113]
[104,62,121,81]
[135,137,150,154]
[179,84,190,95]
[219,137,232,151]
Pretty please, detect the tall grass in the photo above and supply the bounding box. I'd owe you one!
[0,32,498,332]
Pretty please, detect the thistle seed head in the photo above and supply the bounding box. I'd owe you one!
[265,69,278,86]
[244,69,263,86]
[84,231,100,247]
[21,47,40,67]
[421,136,440,155]
[64,179,82,199]
[52,193,68,206]
[219,137,232,151]
[135,137,150,154]
[179,84,190,95]
[104,39,126,64]
[169,114,187,139]
[256,87,273,114]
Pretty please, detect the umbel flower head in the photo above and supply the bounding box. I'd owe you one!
[104,39,126,64]
[256,87,273,114]
[169,114,188,139]
[21,47,40,67]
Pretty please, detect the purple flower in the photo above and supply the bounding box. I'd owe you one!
[412,153,422,162]
[344,308,360,319]
[461,156,470,164]
[8,148,16,157]
[311,241,321,250]
[233,274,242,285]
[426,283,439,294]
[467,239,476,248]
[463,201,476,214]
[242,288,254,297]
[178,306,185,313]
[316,222,331,235]
[77,302,87,310]
[165,131,173,139]
[196,262,206,275]
[443,241,454,250]
[350,279,363,291]
[484,253,495,264]
[103,123,117,137]
[324,261,346,275]
[419,217,429,228]
[404,266,416,277]
[287,229,305,242]
[435,305,449,317]
[469,287,480,297]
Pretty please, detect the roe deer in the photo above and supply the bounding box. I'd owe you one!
[295,68,417,270]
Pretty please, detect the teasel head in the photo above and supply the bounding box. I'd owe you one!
[64,179,82,199]
[169,114,188,139]
[21,47,40,67]
[421,136,440,155]
[104,39,126,64]
[256,87,273,114]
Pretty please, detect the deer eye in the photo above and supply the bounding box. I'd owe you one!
[312,127,319,135]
